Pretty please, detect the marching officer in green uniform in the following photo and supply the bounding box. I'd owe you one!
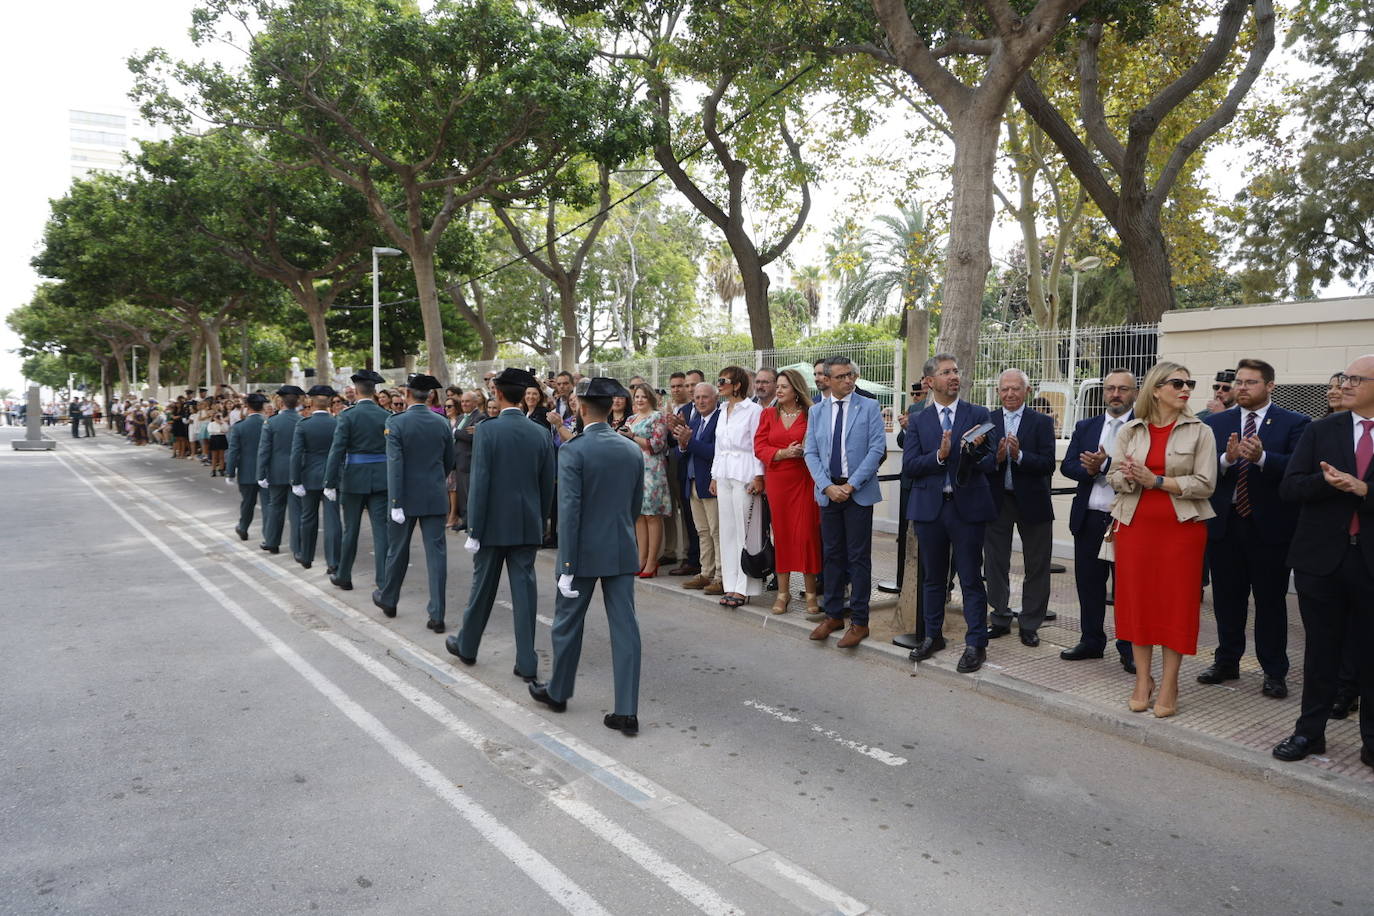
[290,384,341,573]
[372,374,455,632]
[225,392,269,540]
[323,370,391,591]
[529,378,646,735]
[445,368,555,679]
[256,385,304,556]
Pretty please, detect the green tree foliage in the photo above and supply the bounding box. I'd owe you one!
[828,201,941,334]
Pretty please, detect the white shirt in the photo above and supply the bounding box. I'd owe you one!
[1351,411,1374,453]
[827,393,857,477]
[1088,412,1129,513]
[1217,402,1272,471]
[711,398,763,482]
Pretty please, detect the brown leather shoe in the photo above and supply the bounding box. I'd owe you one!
[836,625,870,648]
[703,580,725,595]
[810,617,846,640]
[682,575,709,589]
[669,564,701,576]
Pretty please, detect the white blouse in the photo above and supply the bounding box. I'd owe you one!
[711,397,764,482]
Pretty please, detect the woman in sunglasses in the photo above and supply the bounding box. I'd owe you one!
[1107,361,1218,719]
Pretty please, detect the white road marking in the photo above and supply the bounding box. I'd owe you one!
[743,700,907,767]
[497,597,554,627]
[56,454,610,916]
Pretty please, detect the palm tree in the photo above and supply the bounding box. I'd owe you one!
[833,202,941,333]
[705,243,744,326]
[791,264,824,324]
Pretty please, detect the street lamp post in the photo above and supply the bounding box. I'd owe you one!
[1067,255,1103,427]
[371,247,404,372]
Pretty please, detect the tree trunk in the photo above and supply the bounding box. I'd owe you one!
[186,329,204,393]
[205,319,228,389]
[556,275,579,371]
[730,235,774,350]
[409,246,449,384]
[938,114,1001,375]
[299,288,331,380]
[112,347,130,400]
[147,345,163,395]
[450,282,498,361]
[1117,211,1175,323]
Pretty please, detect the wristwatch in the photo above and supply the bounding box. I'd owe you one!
[1154,475,1165,489]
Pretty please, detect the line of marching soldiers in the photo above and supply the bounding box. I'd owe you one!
[222,368,645,735]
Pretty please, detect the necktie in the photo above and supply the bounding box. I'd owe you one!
[1106,418,1121,451]
[941,407,954,491]
[1004,411,1018,490]
[829,399,846,480]
[1234,411,1257,518]
[1352,419,1373,535]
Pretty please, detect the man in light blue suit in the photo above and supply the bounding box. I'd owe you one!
[803,356,888,649]
[529,378,646,735]
[290,385,342,574]
[256,385,304,556]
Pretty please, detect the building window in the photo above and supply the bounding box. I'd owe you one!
[70,128,126,147]
[70,110,127,129]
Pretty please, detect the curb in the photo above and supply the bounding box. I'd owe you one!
[534,552,1374,818]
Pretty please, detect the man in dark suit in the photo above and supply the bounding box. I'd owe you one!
[447,368,555,678]
[323,370,391,591]
[1272,355,1374,768]
[1200,358,1311,697]
[290,385,342,574]
[984,368,1057,647]
[1059,369,1136,672]
[256,385,304,556]
[372,374,456,632]
[451,389,485,530]
[224,392,269,541]
[664,372,701,576]
[529,378,647,735]
[904,353,999,672]
[676,382,722,592]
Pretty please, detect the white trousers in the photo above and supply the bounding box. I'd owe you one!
[716,477,763,596]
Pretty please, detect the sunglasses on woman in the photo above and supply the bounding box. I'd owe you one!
[1157,379,1198,391]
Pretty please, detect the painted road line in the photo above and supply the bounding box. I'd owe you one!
[743,700,907,767]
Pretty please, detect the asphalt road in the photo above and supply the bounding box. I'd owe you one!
[3,427,1371,915]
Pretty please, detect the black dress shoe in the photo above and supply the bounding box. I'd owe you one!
[445,635,475,665]
[235,527,248,541]
[1060,642,1105,661]
[1261,676,1288,699]
[371,589,397,618]
[512,666,536,683]
[329,576,353,591]
[1329,692,1359,720]
[426,619,445,634]
[528,682,566,712]
[604,713,639,735]
[1120,654,1137,675]
[260,544,280,554]
[892,632,923,650]
[1272,734,1325,761]
[1196,662,1240,684]
[987,624,1012,639]
[326,565,337,576]
[1019,630,1040,648]
[956,646,987,674]
[298,560,312,570]
[909,636,946,662]
[1043,610,1058,621]
[1361,746,1374,770]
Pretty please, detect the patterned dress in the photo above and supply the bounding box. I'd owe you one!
[631,411,672,516]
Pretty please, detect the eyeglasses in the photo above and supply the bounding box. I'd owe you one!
[1335,373,1373,388]
[1211,384,1231,392]
[829,371,856,381]
[1158,379,1198,391]
[716,378,731,387]
[1232,378,1266,388]
[1103,385,1136,394]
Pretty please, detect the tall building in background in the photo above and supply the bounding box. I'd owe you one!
[68,107,170,179]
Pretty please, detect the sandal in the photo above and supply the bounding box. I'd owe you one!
[771,595,790,615]
[720,594,746,608]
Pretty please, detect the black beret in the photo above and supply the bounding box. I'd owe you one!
[405,373,442,392]
[575,377,630,399]
[493,368,540,390]
[276,385,305,396]
[351,369,385,384]
[307,385,337,397]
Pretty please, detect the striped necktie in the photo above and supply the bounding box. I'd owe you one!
[1234,411,1257,517]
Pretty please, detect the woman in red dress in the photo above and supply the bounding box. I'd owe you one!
[753,368,822,615]
[1108,361,1218,718]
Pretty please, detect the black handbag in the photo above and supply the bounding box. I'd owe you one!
[739,495,775,579]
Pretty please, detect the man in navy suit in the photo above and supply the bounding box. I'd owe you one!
[1059,368,1137,672]
[903,354,999,672]
[984,368,1057,647]
[676,382,722,592]
[1200,358,1311,697]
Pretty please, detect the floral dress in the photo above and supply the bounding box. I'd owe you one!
[631,410,671,516]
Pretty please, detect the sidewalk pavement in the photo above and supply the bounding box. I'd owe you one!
[628,527,1374,815]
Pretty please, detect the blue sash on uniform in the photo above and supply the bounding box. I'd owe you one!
[345,453,387,464]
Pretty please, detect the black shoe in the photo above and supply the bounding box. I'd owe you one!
[528,682,566,713]
[329,576,353,591]
[1043,610,1058,621]
[1019,630,1040,648]
[987,624,1012,639]
[1361,746,1374,770]
[1196,663,1240,685]
[1330,692,1360,720]
[1261,676,1288,699]
[512,666,536,683]
[260,544,280,554]
[766,575,778,592]
[235,527,248,541]
[1120,654,1137,675]
[371,589,397,618]
[956,646,987,674]
[1272,734,1325,762]
[604,713,639,735]
[892,632,924,650]
[326,565,337,576]
[298,560,312,570]
[909,636,947,662]
[1060,642,1105,661]
[445,635,475,665]
[426,619,445,634]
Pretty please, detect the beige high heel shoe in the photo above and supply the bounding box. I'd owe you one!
[771,594,790,615]
[1128,677,1156,713]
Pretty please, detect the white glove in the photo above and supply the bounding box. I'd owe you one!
[464,536,480,554]
[390,508,405,524]
[257,478,269,489]
[557,574,579,599]
[323,488,337,502]
[291,484,306,497]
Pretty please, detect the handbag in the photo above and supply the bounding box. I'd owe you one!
[1098,518,1119,562]
[739,494,775,579]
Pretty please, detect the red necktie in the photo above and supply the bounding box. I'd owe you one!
[1353,419,1373,535]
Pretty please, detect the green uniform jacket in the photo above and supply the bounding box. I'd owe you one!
[225,413,265,480]
[324,399,390,494]
[467,409,555,547]
[289,411,337,490]
[556,422,643,578]
[385,404,456,517]
[256,408,302,485]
